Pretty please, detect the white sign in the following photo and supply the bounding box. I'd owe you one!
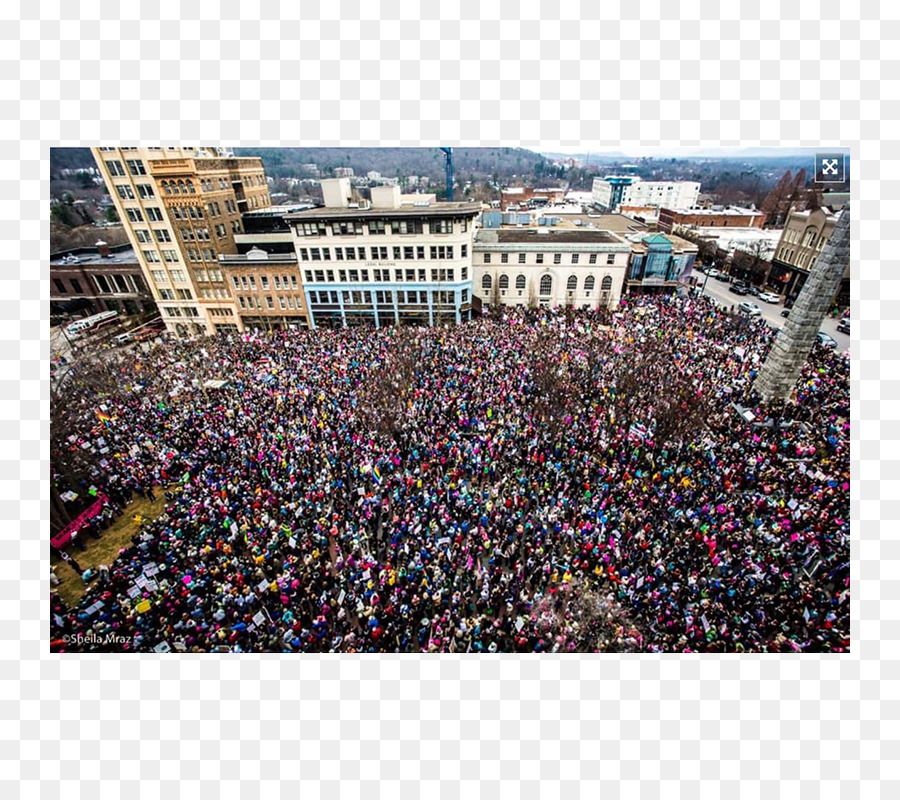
[253,611,266,628]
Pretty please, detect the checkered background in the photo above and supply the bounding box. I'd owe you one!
[8,0,894,797]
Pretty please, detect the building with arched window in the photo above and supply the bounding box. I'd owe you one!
[473,228,630,309]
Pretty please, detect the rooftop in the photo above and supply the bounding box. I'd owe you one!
[242,203,317,217]
[663,205,763,217]
[478,229,627,246]
[50,244,138,267]
[284,201,481,221]
[625,232,699,253]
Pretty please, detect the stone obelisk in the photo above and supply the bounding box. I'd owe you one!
[753,205,849,401]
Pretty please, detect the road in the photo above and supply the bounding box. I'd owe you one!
[698,274,850,354]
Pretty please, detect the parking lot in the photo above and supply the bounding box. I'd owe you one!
[697,272,850,353]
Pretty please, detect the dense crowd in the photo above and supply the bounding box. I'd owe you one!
[50,294,850,652]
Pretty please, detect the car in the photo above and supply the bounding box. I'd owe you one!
[746,286,761,297]
[759,291,781,303]
[729,283,749,295]
[705,269,721,279]
[781,307,791,318]
[837,318,850,334]
[817,332,838,349]
[738,302,761,316]
[114,332,133,345]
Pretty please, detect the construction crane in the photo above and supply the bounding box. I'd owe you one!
[440,147,454,201]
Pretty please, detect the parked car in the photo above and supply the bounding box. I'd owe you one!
[729,283,749,295]
[817,332,838,349]
[837,317,850,334]
[746,286,761,297]
[705,269,721,279]
[759,291,781,303]
[738,302,762,316]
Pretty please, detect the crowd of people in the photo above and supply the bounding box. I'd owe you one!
[50,293,850,652]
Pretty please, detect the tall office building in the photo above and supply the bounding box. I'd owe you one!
[284,179,480,328]
[91,147,270,336]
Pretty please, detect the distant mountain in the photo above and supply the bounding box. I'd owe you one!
[234,147,551,184]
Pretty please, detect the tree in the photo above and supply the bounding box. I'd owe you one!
[731,239,774,286]
[51,204,78,228]
[104,206,119,223]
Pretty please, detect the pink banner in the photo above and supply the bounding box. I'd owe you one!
[51,493,108,549]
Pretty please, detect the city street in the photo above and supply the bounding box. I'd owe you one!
[697,273,850,353]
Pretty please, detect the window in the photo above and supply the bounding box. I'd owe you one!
[137,184,154,199]
[163,250,177,262]
[567,275,577,291]
[321,248,331,261]
[53,278,66,294]
[126,208,143,223]
[584,275,595,291]
[501,253,509,264]
[357,247,366,260]
[106,160,125,176]
[515,275,526,290]
[606,254,615,265]
[482,274,492,289]
[589,254,598,265]
[484,253,491,264]
[170,270,186,282]
[461,266,468,280]
[349,270,359,282]
[368,220,385,235]
[151,270,167,283]
[279,296,287,309]
[499,274,509,289]
[390,220,423,235]
[392,247,401,260]
[249,276,256,289]
[418,269,426,281]
[154,229,171,243]
[553,254,561,264]
[135,229,150,243]
[331,220,362,236]
[346,247,356,261]
[159,289,174,300]
[146,207,163,222]
[404,246,414,260]
[266,296,274,309]
[177,288,192,300]
[143,249,160,263]
[540,275,552,295]
[431,218,453,234]
[536,253,544,264]
[126,159,146,176]
[417,246,425,259]
[310,248,321,261]
[291,276,298,289]
[571,254,580,264]
[601,275,613,290]
[518,253,526,264]
[116,185,135,200]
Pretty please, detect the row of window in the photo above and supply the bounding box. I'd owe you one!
[195,269,225,282]
[143,249,179,264]
[160,179,196,195]
[232,274,299,291]
[164,306,201,318]
[199,288,231,300]
[238,295,301,311]
[483,252,617,266]
[295,217,466,238]
[186,248,218,263]
[307,289,468,306]
[303,267,465,284]
[481,274,614,292]
[299,244,466,262]
[106,159,146,177]
[53,274,147,295]
[209,308,234,317]
[150,269,187,283]
[116,184,155,200]
[126,207,164,222]
[133,228,171,243]
[158,288,194,300]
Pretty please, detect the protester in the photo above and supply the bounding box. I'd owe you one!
[50,294,850,653]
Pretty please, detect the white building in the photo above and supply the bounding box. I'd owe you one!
[333,167,354,178]
[473,228,631,310]
[285,179,480,328]
[686,225,782,259]
[592,176,700,212]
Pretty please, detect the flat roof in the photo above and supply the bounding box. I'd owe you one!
[50,247,138,267]
[480,229,626,245]
[284,201,481,221]
[662,205,763,216]
[243,203,316,217]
